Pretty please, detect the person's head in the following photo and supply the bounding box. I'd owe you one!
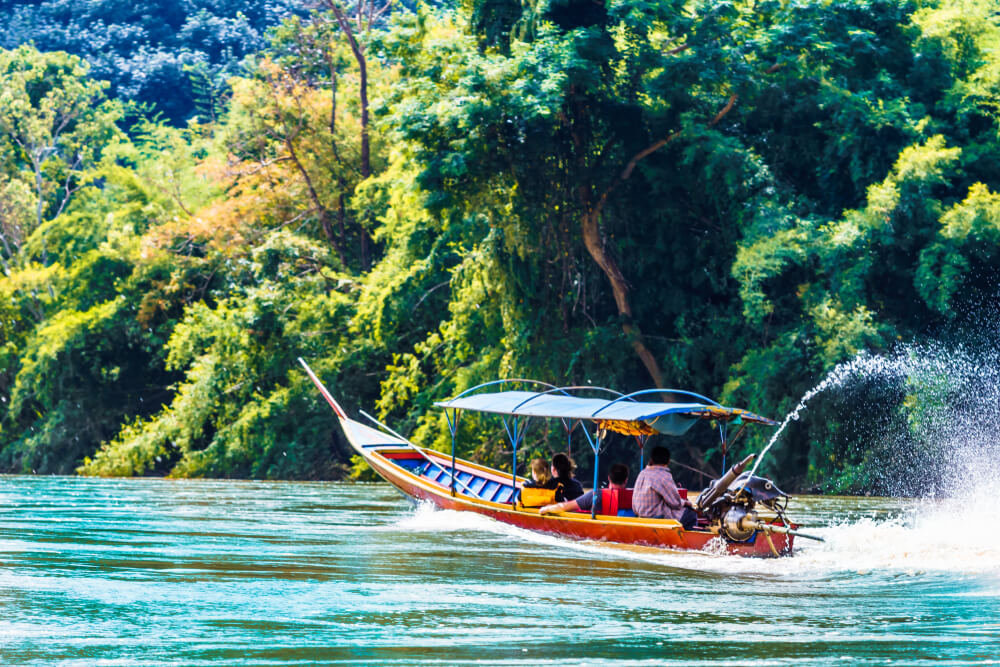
[608,462,629,487]
[648,446,671,466]
[530,458,551,483]
[551,453,574,479]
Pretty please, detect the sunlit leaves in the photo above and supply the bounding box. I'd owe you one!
[0,46,122,252]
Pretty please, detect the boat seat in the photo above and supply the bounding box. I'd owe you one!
[480,480,500,499]
[598,488,634,517]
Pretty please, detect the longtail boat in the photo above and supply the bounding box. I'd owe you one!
[300,360,822,557]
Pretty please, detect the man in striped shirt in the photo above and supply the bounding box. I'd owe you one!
[633,446,698,529]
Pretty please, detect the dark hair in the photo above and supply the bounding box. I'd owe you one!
[552,453,574,478]
[608,462,629,486]
[649,446,671,466]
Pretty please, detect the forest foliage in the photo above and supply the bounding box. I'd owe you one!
[2,0,1000,493]
[0,0,311,124]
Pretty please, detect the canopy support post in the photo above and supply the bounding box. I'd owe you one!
[590,428,604,520]
[561,417,576,458]
[502,415,530,505]
[512,416,519,499]
[445,408,460,496]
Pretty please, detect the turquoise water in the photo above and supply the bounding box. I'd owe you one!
[1,476,998,665]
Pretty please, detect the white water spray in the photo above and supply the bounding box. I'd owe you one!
[747,342,1000,497]
[746,354,895,479]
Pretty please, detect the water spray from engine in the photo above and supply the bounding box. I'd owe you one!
[747,340,1000,498]
[746,354,898,480]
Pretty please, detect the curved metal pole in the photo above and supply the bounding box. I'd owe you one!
[509,385,627,413]
[590,388,722,418]
[443,378,562,403]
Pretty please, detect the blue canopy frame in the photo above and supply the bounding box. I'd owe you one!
[434,380,777,518]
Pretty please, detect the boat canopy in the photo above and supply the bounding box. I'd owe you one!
[434,390,777,437]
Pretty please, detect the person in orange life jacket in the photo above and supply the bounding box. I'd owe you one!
[633,445,698,530]
[538,463,629,515]
[549,452,584,501]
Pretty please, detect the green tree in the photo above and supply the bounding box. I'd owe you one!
[0,0,310,124]
[0,46,122,258]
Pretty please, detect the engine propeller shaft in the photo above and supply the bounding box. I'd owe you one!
[746,520,825,542]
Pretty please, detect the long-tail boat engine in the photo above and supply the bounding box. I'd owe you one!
[694,454,797,542]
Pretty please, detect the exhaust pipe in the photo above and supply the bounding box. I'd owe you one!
[694,453,755,511]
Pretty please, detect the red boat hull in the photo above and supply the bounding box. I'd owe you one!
[364,445,795,558]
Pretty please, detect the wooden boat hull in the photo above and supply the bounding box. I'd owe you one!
[341,415,795,558]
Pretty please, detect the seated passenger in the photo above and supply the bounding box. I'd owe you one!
[522,458,556,489]
[539,463,629,515]
[518,457,559,507]
[633,445,697,530]
[550,452,584,502]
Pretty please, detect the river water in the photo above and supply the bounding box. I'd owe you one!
[1,476,998,665]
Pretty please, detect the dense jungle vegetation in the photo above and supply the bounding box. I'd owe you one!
[0,0,310,124]
[2,0,999,493]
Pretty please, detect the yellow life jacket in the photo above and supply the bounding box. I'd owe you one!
[519,486,557,507]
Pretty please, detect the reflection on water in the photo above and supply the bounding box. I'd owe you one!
[1,476,998,666]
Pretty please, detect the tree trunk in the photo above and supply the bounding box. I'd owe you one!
[568,92,665,389]
[326,57,348,267]
[571,93,739,388]
[284,136,340,254]
[329,3,372,270]
[579,200,665,388]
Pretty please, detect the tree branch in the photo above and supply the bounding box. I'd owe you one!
[708,93,738,127]
[599,93,738,211]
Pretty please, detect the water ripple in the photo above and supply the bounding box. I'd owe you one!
[1,476,998,665]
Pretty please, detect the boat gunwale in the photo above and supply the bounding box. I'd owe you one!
[366,444,696,531]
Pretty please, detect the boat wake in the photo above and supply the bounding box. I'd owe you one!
[392,494,1000,580]
[800,509,1000,578]
[394,501,514,534]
